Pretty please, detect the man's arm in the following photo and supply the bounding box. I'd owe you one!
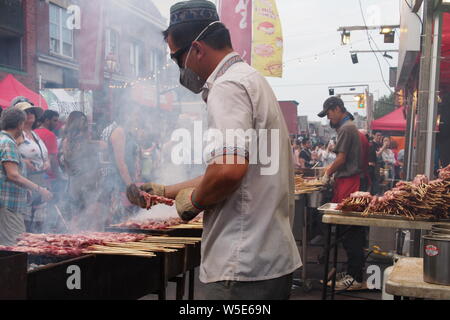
[165,176,204,199]
[194,155,248,207]
[325,152,346,176]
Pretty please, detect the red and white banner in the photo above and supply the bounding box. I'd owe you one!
[219,0,253,64]
[78,0,105,90]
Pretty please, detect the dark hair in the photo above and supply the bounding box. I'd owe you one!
[40,110,59,122]
[1,107,26,130]
[301,138,310,145]
[163,21,232,51]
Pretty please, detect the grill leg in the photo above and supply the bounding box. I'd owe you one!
[331,227,339,300]
[322,224,332,300]
[189,269,195,300]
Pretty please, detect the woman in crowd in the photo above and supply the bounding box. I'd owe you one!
[15,102,50,233]
[292,139,302,170]
[321,140,337,168]
[0,107,52,245]
[61,111,106,231]
[378,136,396,188]
[100,104,142,225]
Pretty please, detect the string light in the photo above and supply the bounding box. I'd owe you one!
[109,62,173,89]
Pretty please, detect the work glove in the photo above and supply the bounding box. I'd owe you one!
[175,188,204,222]
[126,184,148,209]
[321,173,331,186]
[140,182,166,197]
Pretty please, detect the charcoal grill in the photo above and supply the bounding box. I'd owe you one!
[0,251,27,300]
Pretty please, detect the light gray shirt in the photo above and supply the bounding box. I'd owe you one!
[200,52,302,283]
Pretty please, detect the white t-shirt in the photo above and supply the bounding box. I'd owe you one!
[19,131,49,172]
[200,52,302,283]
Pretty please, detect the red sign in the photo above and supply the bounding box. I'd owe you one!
[219,0,252,64]
[425,245,439,257]
[78,0,105,90]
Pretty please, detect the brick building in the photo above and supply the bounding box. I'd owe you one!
[0,0,38,92]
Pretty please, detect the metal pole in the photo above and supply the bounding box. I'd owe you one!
[424,11,443,178]
[415,0,434,175]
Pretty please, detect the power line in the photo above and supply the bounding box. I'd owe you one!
[358,0,394,94]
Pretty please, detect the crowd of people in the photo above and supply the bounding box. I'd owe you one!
[0,96,169,245]
[292,127,406,195]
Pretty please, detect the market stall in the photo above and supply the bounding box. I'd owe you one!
[319,165,450,300]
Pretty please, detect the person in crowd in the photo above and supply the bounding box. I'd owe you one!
[319,96,365,291]
[373,131,383,149]
[358,129,370,192]
[61,111,106,231]
[127,0,301,300]
[300,137,314,168]
[100,103,142,225]
[0,107,52,245]
[378,136,396,188]
[35,110,61,186]
[292,139,302,170]
[14,101,49,233]
[321,140,337,168]
[368,135,380,195]
[397,148,405,180]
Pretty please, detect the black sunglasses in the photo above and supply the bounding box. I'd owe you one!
[170,44,192,68]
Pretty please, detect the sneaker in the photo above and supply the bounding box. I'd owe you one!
[334,275,364,291]
[324,272,347,286]
[320,272,347,285]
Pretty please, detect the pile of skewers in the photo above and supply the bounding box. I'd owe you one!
[0,232,201,258]
[86,236,201,257]
[295,175,324,194]
[336,165,450,220]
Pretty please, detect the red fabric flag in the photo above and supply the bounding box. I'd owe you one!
[219,0,253,64]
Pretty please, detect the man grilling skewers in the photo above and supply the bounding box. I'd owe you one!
[127,0,301,300]
[318,97,366,291]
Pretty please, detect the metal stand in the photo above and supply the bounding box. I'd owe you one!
[292,195,314,293]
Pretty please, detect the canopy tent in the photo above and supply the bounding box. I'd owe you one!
[371,107,407,132]
[0,74,48,110]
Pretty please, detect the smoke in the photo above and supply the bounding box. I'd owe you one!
[34,1,207,234]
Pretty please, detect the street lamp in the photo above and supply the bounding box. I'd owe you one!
[341,30,351,45]
[106,53,117,74]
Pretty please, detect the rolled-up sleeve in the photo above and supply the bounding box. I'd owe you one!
[206,80,254,163]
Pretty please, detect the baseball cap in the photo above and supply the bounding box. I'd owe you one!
[318,96,345,118]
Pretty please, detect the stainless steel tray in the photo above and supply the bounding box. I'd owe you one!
[318,203,447,222]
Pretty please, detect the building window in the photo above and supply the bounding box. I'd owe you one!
[0,34,22,70]
[130,41,143,77]
[49,4,74,58]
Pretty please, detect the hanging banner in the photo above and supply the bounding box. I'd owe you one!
[219,0,253,64]
[40,89,93,120]
[251,0,283,78]
[78,0,105,90]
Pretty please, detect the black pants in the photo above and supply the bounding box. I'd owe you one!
[340,226,368,283]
